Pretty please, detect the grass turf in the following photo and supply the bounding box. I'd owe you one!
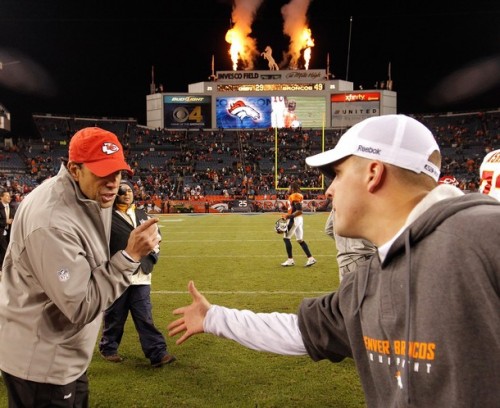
[0,212,366,407]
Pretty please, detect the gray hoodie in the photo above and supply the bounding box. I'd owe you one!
[299,190,500,407]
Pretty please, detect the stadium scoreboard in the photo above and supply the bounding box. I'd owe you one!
[217,83,325,92]
[146,69,396,130]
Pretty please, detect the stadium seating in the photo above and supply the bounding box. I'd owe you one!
[1,110,499,206]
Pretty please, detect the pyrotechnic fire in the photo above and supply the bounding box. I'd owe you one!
[225,28,244,71]
[301,27,315,70]
[224,0,263,71]
[224,0,314,71]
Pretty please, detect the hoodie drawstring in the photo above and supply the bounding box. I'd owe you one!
[404,231,412,404]
[354,255,374,315]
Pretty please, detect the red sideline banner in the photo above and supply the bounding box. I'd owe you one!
[137,198,330,214]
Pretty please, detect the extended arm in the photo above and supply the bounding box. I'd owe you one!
[168,281,307,355]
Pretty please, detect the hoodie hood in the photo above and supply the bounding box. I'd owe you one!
[385,187,497,265]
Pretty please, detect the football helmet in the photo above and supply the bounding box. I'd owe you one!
[438,175,459,186]
[275,218,288,234]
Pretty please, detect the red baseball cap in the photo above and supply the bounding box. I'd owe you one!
[68,127,133,177]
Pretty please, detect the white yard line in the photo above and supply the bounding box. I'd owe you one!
[152,290,330,295]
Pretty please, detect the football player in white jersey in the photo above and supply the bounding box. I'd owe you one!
[271,96,287,128]
[479,149,500,201]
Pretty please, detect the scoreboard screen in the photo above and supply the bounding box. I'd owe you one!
[285,96,325,128]
[216,96,326,129]
[216,97,272,129]
[163,95,212,128]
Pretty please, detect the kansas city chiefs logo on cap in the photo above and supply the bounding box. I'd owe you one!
[101,142,120,155]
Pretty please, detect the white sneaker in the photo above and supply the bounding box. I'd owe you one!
[281,259,295,267]
[305,258,317,267]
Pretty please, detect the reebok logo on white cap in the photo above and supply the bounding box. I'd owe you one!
[357,145,382,155]
[305,114,440,181]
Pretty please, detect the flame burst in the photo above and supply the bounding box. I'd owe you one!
[225,29,244,71]
[225,0,264,71]
[301,27,315,69]
[282,24,315,70]
[281,0,315,70]
[224,0,314,71]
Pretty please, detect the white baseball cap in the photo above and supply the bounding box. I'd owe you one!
[305,114,441,181]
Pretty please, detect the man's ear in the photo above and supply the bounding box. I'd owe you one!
[367,161,385,193]
[67,162,81,181]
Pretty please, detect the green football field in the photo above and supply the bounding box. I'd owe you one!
[0,213,366,407]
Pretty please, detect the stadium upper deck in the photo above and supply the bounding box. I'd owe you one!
[1,110,499,208]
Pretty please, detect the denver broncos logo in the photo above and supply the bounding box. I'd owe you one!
[228,100,260,121]
[102,142,120,155]
[212,203,228,213]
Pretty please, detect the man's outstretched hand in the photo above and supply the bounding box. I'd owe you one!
[167,281,211,345]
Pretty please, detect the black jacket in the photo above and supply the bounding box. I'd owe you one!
[0,203,15,236]
[110,208,159,274]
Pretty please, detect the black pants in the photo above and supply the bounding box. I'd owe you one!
[0,232,8,267]
[1,371,89,408]
[99,284,168,365]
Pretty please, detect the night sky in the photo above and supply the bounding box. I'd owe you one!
[1,0,499,137]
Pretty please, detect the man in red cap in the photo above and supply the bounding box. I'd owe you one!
[0,127,161,407]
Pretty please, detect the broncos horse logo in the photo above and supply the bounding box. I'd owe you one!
[228,100,261,122]
[261,46,279,70]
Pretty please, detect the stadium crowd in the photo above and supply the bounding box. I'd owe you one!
[1,109,499,210]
